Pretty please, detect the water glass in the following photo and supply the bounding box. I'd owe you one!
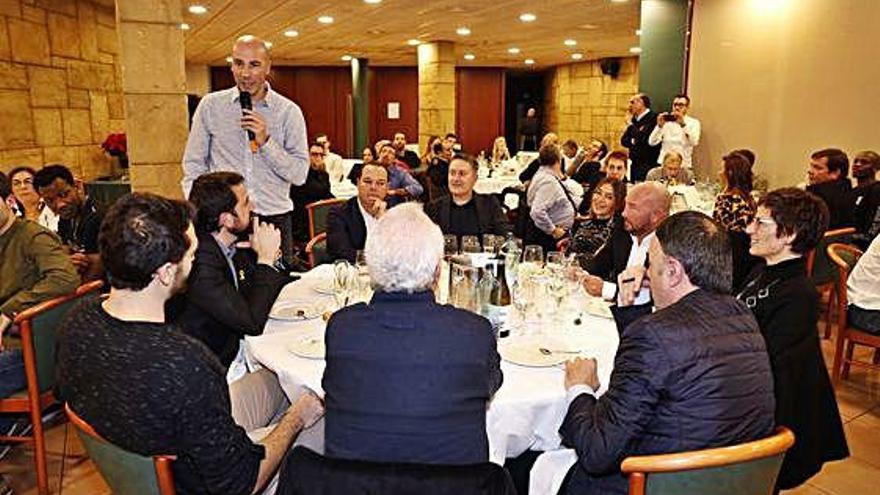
[333,260,353,307]
[444,234,459,256]
[461,235,481,254]
[546,251,565,267]
[523,245,544,264]
[482,234,499,254]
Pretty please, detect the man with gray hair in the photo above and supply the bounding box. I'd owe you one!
[182,35,309,268]
[322,203,503,465]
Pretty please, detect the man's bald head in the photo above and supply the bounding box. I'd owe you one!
[233,35,271,58]
[623,182,670,237]
[231,35,271,100]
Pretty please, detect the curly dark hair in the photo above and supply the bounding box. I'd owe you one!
[189,172,245,234]
[99,193,194,291]
[759,188,829,255]
[591,177,627,215]
[655,210,732,294]
[33,163,75,190]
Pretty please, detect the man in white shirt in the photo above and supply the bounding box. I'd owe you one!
[648,94,701,168]
[847,234,880,334]
[316,134,345,183]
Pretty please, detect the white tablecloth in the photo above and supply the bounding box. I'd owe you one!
[244,265,619,470]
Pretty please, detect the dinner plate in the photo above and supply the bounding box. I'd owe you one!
[271,302,325,320]
[287,336,325,359]
[499,337,579,368]
[313,282,335,295]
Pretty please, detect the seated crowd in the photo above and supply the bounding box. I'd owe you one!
[3,87,880,495]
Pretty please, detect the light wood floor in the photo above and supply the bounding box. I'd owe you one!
[2,328,879,494]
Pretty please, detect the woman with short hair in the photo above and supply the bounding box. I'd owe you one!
[6,166,58,231]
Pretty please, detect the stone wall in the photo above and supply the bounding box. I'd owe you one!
[0,0,123,180]
[543,57,639,152]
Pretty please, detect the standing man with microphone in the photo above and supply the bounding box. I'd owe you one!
[183,35,309,269]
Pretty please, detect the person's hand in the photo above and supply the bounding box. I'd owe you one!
[657,113,667,128]
[69,252,90,272]
[0,313,12,351]
[617,265,647,307]
[291,389,325,429]
[551,227,566,240]
[565,357,599,391]
[582,274,604,297]
[250,218,282,266]
[241,109,269,146]
[369,198,387,218]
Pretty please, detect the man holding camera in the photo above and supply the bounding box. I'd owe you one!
[648,94,702,169]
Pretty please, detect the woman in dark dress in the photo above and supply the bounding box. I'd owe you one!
[738,188,848,491]
[291,143,334,244]
[568,177,625,268]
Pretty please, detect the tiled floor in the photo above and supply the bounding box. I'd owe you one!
[2,330,879,494]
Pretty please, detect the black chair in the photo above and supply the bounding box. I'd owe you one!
[278,446,517,495]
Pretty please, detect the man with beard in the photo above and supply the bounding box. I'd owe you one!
[56,193,323,495]
[169,172,293,371]
[393,132,421,170]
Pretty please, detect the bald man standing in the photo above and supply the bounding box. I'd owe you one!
[183,35,309,268]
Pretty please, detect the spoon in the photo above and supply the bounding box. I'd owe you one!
[539,347,581,356]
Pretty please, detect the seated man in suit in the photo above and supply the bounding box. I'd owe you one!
[323,203,503,465]
[425,154,510,241]
[806,148,854,229]
[169,172,292,370]
[581,182,669,330]
[327,164,388,262]
[560,211,775,495]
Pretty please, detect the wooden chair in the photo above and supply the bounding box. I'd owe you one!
[0,280,103,494]
[827,242,880,382]
[65,404,176,495]
[806,227,856,339]
[306,198,346,240]
[620,427,795,495]
[305,232,329,268]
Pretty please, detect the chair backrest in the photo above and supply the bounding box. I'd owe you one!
[65,403,177,495]
[620,427,795,495]
[14,280,103,393]
[305,232,329,268]
[307,198,346,239]
[806,227,855,284]
[278,446,516,495]
[827,242,863,311]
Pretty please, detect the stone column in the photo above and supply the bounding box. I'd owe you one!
[351,57,369,157]
[116,0,189,198]
[417,41,456,153]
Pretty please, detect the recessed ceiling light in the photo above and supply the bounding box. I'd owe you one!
[364,0,382,4]
[317,15,334,24]
[579,23,599,30]
[188,4,207,15]
[284,30,299,38]
[407,39,422,46]
[611,0,630,3]
[264,41,273,49]
[524,58,535,65]
[571,53,583,60]
[629,46,642,54]
[456,26,471,36]
[508,47,521,54]
[341,55,353,61]
[564,39,577,46]
[225,56,233,63]
[519,13,536,22]
[179,23,190,30]
[464,53,475,61]
[635,29,642,36]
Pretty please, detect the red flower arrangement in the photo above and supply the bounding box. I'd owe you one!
[101,133,127,157]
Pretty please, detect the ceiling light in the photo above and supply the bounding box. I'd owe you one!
[456,26,471,36]
[571,53,583,60]
[611,0,630,3]
[264,41,273,49]
[507,47,521,54]
[179,23,190,30]
[407,39,422,46]
[364,0,382,4]
[580,23,599,30]
[341,55,353,61]
[524,58,535,65]
[629,46,642,54]
[284,30,299,38]
[464,53,475,61]
[635,29,642,36]
[317,15,334,24]
[519,13,536,22]
[564,39,577,46]
[188,4,207,15]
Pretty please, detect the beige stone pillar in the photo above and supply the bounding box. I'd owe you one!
[417,41,456,153]
[116,0,188,198]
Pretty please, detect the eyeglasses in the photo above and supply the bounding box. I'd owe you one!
[751,217,776,228]
[310,152,326,157]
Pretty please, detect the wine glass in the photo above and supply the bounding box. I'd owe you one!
[333,260,352,308]
[546,251,564,267]
[444,234,459,256]
[523,245,544,264]
[482,234,498,254]
[461,235,481,254]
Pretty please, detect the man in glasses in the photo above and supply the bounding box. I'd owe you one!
[648,94,701,169]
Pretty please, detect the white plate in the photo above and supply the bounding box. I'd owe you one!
[499,337,580,367]
[313,282,335,295]
[287,336,325,359]
[584,299,614,319]
[271,303,325,320]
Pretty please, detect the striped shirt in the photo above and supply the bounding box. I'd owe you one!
[182,85,309,215]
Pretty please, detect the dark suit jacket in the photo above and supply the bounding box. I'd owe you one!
[560,290,776,495]
[398,149,421,170]
[169,232,292,367]
[322,291,503,465]
[291,168,333,242]
[620,111,660,181]
[424,193,511,237]
[807,178,855,229]
[326,197,367,263]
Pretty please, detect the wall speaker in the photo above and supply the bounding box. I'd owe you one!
[600,58,621,79]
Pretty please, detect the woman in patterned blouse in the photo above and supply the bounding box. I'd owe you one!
[714,152,756,232]
[568,177,626,266]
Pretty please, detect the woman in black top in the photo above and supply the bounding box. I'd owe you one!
[738,188,848,491]
[568,178,625,267]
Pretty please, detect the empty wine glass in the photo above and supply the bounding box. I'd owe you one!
[546,251,564,267]
[461,235,481,254]
[333,260,353,307]
[444,234,459,256]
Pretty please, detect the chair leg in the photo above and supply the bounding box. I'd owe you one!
[842,341,856,380]
[824,290,835,339]
[30,406,49,495]
[874,349,880,365]
[832,331,847,384]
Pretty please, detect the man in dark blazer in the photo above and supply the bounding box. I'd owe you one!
[323,203,502,465]
[806,148,855,229]
[582,182,669,330]
[326,163,388,262]
[425,154,510,241]
[560,212,776,495]
[169,172,292,368]
[620,93,660,182]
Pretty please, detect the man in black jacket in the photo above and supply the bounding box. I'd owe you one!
[425,154,510,241]
[620,93,660,182]
[393,132,421,170]
[170,172,292,369]
[560,211,776,495]
[327,163,388,262]
[806,148,854,229]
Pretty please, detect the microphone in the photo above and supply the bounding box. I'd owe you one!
[239,91,258,153]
